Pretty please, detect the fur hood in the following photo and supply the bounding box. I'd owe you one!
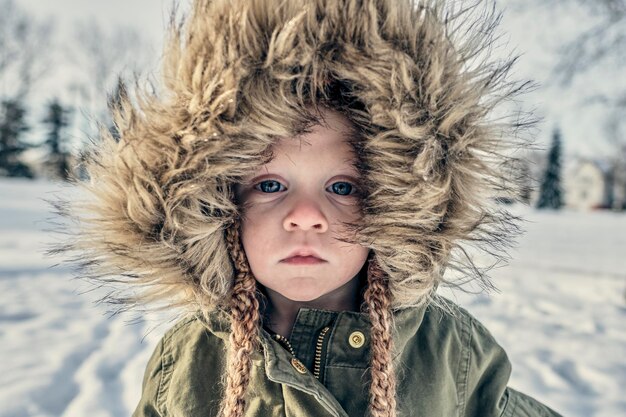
[55,0,533,315]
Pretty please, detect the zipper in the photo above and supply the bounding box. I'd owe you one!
[313,326,331,379]
[273,333,296,356]
[272,326,331,380]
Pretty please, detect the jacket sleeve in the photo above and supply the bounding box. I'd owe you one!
[462,316,563,417]
[132,338,165,417]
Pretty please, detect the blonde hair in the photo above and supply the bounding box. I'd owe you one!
[223,215,397,417]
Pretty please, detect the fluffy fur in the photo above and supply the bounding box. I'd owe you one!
[53,0,534,315]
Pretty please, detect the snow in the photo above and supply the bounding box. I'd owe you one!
[1,178,625,417]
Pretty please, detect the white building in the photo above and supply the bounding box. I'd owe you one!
[563,158,626,211]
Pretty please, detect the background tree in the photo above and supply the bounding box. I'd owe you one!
[0,99,33,178]
[555,0,626,170]
[550,0,625,85]
[42,98,72,181]
[508,0,624,210]
[66,19,153,135]
[0,0,53,178]
[537,128,565,209]
[0,0,53,99]
[603,99,626,210]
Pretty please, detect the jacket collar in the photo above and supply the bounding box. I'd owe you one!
[198,302,429,357]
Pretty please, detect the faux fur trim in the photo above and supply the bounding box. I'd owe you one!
[51,0,536,315]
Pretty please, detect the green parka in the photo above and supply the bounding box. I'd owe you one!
[133,298,562,417]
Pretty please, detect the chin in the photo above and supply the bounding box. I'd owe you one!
[281,288,325,302]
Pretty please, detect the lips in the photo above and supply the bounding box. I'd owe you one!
[280,248,326,263]
[281,255,326,265]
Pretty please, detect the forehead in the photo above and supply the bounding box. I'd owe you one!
[256,109,360,174]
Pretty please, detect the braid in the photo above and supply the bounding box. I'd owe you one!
[221,217,260,417]
[364,257,397,417]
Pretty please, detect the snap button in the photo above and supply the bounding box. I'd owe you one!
[291,358,308,374]
[348,331,365,348]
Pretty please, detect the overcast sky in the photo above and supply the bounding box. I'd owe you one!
[15,0,170,43]
[11,0,625,159]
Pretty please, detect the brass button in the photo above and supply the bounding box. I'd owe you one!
[291,358,308,374]
[348,331,365,348]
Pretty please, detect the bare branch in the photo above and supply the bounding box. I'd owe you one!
[65,19,154,130]
[0,0,54,99]
[554,14,625,85]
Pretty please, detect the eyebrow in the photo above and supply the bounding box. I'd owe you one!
[341,158,362,177]
[337,167,361,178]
[243,167,361,184]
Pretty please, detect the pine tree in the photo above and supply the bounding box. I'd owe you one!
[42,98,72,180]
[536,127,564,209]
[0,98,33,178]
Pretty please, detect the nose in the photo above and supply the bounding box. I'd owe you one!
[283,198,329,233]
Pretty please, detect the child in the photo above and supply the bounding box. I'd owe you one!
[59,0,564,416]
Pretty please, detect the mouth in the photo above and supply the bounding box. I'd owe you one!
[280,255,327,265]
[281,247,326,264]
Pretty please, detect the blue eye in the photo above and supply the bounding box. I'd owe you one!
[255,180,284,193]
[253,179,359,197]
[329,181,356,196]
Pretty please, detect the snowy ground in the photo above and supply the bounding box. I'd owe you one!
[1,178,625,417]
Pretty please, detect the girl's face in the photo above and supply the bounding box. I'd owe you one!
[235,108,369,302]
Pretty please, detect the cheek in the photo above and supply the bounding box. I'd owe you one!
[240,206,272,240]
[239,215,273,268]
[240,219,259,255]
[348,245,370,267]
[334,241,369,269]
